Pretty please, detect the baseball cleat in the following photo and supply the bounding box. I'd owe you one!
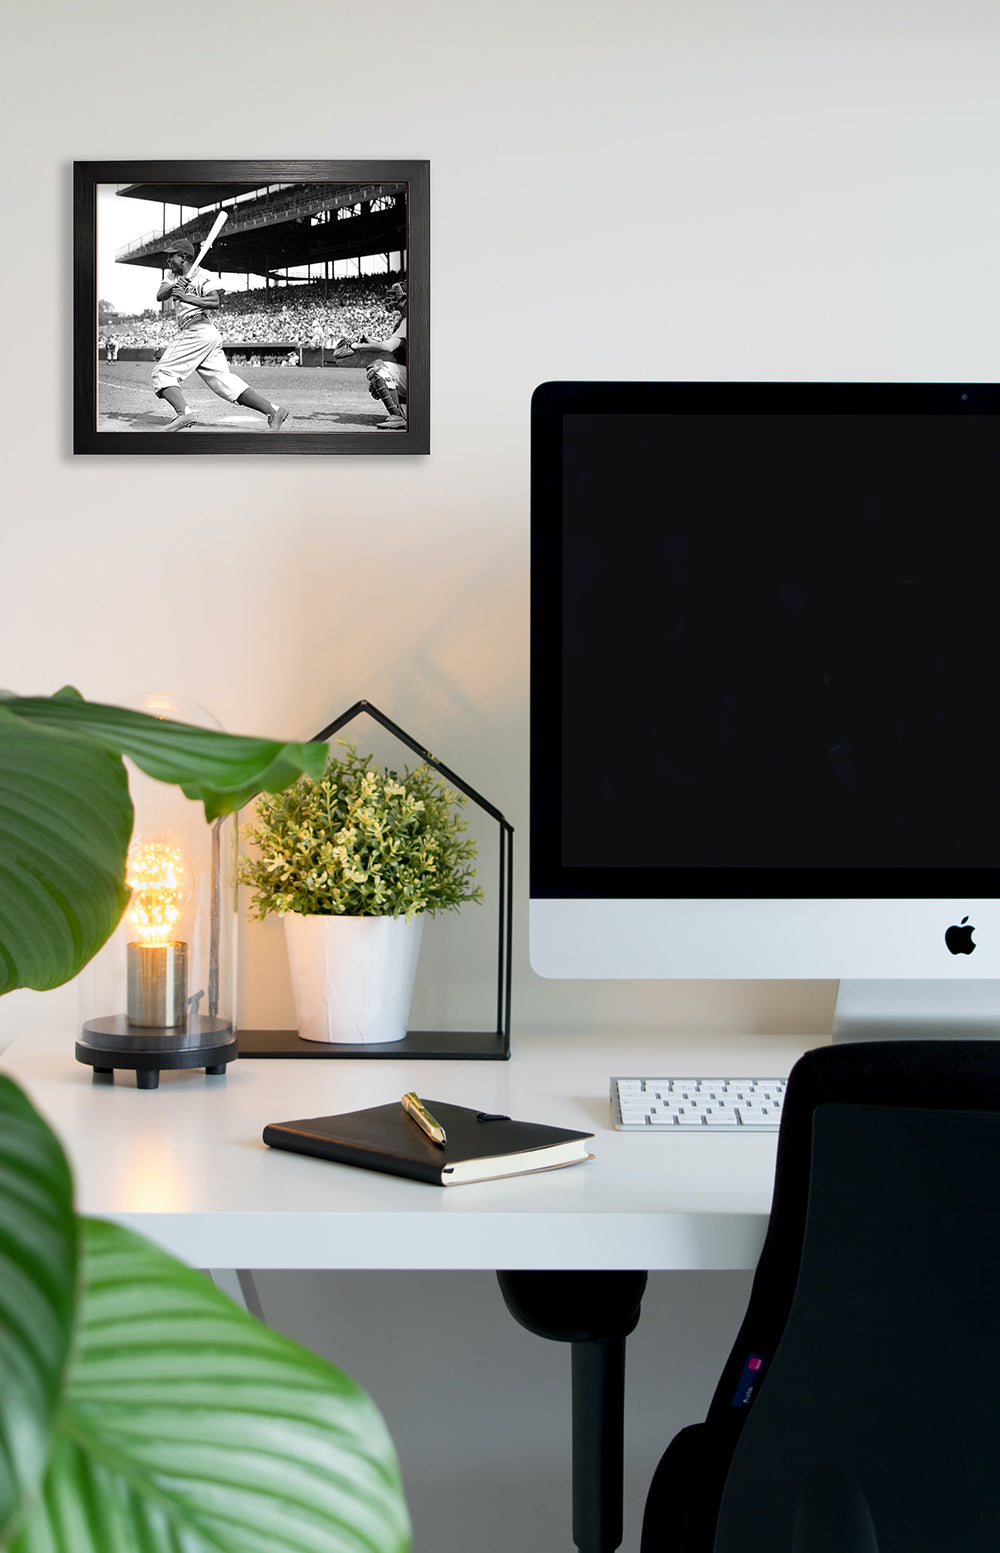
[376,414,407,431]
[268,406,290,432]
[161,411,197,432]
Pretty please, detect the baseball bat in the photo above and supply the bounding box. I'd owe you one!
[192,209,228,270]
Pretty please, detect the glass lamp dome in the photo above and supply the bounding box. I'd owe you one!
[76,693,239,1089]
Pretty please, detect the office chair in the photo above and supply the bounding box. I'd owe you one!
[640,1039,1000,1553]
[497,1268,648,1553]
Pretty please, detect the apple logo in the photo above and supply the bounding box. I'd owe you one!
[945,916,976,956]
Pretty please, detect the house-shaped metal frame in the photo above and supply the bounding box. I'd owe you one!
[237,701,513,1059]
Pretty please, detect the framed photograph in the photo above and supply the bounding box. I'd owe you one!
[74,160,429,455]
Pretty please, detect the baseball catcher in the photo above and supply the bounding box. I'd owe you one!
[339,280,408,430]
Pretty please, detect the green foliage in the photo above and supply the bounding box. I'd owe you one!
[0,696,411,1553]
[0,1077,410,1553]
[0,1079,76,1540]
[1,688,328,823]
[0,688,328,995]
[240,743,485,921]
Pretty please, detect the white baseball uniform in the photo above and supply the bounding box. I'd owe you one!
[151,268,248,402]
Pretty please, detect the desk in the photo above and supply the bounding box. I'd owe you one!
[0,1025,809,1273]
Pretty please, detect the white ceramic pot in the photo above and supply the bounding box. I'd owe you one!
[282,913,424,1044]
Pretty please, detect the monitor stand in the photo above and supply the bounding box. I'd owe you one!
[832,981,1000,1042]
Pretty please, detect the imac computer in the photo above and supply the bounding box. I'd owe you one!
[529,381,1000,1040]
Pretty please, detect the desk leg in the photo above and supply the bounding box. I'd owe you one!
[208,1269,264,1320]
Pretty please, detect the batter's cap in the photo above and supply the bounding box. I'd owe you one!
[384,282,406,302]
[165,238,196,257]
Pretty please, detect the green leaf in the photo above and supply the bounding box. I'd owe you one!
[0,1078,77,1544]
[1,693,327,822]
[0,711,132,994]
[0,1083,409,1553]
[9,1219,410,1553]
[0,691,330,992]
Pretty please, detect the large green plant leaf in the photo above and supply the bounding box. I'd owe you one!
[1,690,327,820]
[0,712,132,994]
[0,689,328,994]
[0,1078,77,1545]
[8,1219,410,1553]
[0,1080,410,1553]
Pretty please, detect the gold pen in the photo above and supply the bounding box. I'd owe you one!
[402,1091,447,1147]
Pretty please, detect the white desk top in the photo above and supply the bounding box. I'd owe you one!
[1,1027,812,1272]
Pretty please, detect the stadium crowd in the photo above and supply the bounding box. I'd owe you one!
[102,274,402,351]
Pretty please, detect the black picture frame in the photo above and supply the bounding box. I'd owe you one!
[74,160,429,455]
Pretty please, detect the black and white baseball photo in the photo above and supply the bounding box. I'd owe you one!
[74,161,429,454]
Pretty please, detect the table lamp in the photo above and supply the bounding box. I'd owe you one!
[76,694,239,1089]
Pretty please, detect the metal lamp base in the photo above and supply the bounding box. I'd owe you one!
[77,1015,237,1090]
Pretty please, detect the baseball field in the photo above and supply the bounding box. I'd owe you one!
[97,361,391,434]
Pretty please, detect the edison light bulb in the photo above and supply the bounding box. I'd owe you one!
[125,840,193,1029]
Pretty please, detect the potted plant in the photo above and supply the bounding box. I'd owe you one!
[0,688,410,1553]
[239,743,484,1044]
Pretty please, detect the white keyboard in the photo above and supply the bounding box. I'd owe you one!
[611,1076,787,1132]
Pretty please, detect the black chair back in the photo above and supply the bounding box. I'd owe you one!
[643,1040,1000,1553]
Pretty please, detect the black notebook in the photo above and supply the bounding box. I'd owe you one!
[263,1100,595,1186]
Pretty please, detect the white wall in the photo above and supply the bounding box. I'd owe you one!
[9,0,1000,1046]
[3,0,999,1547]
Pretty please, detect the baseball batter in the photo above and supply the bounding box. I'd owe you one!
[344,280,407,430]
[152,238,289,432]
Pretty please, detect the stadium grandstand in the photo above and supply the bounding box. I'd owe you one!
[104,182,407,363]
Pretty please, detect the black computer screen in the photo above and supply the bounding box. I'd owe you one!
[530,382,1000,900]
